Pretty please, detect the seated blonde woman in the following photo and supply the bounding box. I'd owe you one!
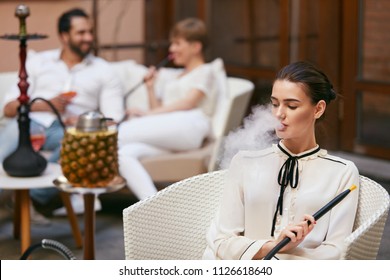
[118,18,222,200]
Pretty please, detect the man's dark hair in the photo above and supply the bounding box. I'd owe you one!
[58,8,89,34]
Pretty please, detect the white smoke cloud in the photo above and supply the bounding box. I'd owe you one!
[218,104,279,169]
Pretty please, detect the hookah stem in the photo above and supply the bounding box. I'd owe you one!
[123,54,172,99]
[263,185,357,260]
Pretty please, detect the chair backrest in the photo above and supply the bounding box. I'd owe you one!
[208,77,254,171]
[122,170,226,260]
[343,175,390,259]
[212,77,254,138]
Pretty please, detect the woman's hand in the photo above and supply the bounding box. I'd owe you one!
[252,214,316,259]
[144,66,157,90]
[275,214,316,253]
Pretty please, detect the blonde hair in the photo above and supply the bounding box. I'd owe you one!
[170,18,209,51]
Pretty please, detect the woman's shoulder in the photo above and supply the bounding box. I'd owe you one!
[318,152,359,174]
[233,146,276,161]
[158,67,184,79]
[319,152,356,166]
[226,147,276,172]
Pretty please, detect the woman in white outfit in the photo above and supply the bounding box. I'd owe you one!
[203,61,360,260]
[118,18,218,200]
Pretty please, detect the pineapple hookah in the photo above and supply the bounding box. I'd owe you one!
[55,112,125,260]
[1,5,49,177]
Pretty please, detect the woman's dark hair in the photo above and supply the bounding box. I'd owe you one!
[170,18,209,51]
[58,8,89,34]
[275,61,337,105]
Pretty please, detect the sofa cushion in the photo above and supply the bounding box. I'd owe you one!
[110,59,149,111]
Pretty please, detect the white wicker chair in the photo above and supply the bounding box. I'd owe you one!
[343,175,390,259]
[122,172,390,260]
[122,170,226,260]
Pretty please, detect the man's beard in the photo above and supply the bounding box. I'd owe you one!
[68,40,93,58]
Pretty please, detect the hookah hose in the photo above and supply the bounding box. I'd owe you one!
[30,97,66,131]
[20,239,76,260]
[118,54,173,125]
[263,185,357,260]
[123,54,173,100]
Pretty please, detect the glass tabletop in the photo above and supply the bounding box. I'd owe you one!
[53,175,126,195]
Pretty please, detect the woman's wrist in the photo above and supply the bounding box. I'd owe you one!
[252,240,276,260]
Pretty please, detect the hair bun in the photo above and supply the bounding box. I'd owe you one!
[328,84,337,102]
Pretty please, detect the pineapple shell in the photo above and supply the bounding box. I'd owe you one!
[60,128,118,188]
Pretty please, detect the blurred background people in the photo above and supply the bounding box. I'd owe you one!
[0,8,125,218]
[118,18,223,200]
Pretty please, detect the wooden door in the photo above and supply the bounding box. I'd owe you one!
[341,0,390,159]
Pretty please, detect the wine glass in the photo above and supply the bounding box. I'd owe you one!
[30,122,46,152]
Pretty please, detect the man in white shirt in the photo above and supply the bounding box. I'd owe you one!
[0,8,125,214]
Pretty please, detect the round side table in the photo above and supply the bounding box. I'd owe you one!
[0,163,82,254]
[54,175,125,260]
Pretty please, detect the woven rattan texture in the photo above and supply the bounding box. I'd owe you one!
[123,170,226,259]
[343,176,390,259]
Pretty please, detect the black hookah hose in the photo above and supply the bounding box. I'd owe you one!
[263,185,357,260]
[30,97,66,131]
[123,54,173,100]
[20,239,76,260]
[117,54,173,126]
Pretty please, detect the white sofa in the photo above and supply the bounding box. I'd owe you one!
[0,59,254,183]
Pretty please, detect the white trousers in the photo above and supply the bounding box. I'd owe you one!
[118,109,210,200]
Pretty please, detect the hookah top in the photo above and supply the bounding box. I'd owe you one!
[76,111,113,132]
[0,4,47,41]
[15,4,30,18]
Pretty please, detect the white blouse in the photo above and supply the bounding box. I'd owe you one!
[203,141,360,260]
[154,63,216,117]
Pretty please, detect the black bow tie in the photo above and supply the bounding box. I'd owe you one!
[271,143,321,237]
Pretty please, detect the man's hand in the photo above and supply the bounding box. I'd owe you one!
[48,93,74,113]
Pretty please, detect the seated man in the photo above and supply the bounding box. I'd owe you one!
[0,8,125,215]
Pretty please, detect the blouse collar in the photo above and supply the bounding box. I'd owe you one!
[274,141,322,159]
[270,141,322,237]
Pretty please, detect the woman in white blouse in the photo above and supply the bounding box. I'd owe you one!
[118,18,219,200]
[203,61,359,260]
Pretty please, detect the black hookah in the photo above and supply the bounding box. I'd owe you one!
[1,4,51,177]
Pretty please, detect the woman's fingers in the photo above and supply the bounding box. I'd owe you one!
[283,221,312,242]
[303,214,316,225]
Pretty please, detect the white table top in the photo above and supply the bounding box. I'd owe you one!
[0,163,62,190]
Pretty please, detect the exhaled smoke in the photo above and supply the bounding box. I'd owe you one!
[218,104,279,169]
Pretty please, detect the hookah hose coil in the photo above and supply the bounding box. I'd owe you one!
[20,239,76,260]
